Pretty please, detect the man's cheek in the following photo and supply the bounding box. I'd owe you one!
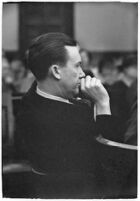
[71,71,78,78]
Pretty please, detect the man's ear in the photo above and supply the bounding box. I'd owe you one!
[49,65,61,80]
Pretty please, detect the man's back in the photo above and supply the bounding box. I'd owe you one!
[16,85,106,198]
[18,88,97,171]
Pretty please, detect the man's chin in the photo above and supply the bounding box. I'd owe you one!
[71,89,79,99]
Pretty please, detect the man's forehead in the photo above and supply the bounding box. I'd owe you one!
[65,45,81,60]
[65,45,79,52]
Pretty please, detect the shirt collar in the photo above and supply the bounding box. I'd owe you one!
[36,86,73,104]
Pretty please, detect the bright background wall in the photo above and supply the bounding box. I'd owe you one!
[2,3,19,51]
[74,2,137,51]
[2,2,137,52]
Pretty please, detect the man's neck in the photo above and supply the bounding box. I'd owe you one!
[37,80,61,97]
[37,80,73,103]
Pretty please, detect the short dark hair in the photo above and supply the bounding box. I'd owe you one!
[26,32,77,81]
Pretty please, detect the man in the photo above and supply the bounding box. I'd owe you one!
[16,33,116,198]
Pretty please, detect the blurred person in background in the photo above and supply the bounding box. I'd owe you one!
[117,55,137,87]
[124,79,137,145]
[108,55,137,142]
[2,53,14,92]
[2,52,15,149]
[120,79,137,198]
[98,57,119,90]
[11,58,34,93]
[11,59,25,92]
[19,69,35,93]
[80,48,99,78]
[79,49,90,71]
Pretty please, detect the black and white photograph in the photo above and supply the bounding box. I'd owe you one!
[2,1,138,199]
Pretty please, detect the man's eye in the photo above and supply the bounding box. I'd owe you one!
[76,63,82,68]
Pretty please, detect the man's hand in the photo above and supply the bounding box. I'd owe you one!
[80,76,111,115]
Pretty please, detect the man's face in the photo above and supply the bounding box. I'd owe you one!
[11,60,25,80]
[60,46,85,99]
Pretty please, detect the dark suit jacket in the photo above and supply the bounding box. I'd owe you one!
[15,83,131,198]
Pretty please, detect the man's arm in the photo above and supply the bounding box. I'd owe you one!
[80,76,123,142]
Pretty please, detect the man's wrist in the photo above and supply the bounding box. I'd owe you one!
[95,101,111,115]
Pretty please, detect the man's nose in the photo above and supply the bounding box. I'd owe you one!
[79,67,85,78]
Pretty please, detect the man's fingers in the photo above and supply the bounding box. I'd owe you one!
[80,76,103,95]
[90,77,97,87]
[95,78,102,87]
[80,78,85,91]
[85,76,92,89]
[80,76,92,91]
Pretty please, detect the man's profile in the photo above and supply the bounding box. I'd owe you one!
[16,32,115,198]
